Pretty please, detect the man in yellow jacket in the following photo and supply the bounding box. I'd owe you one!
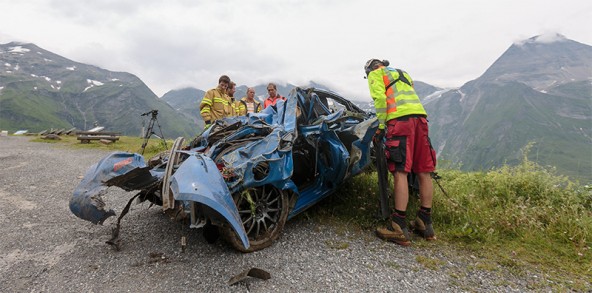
[200,75,235,128]
[365,58,437,246]
[226,81,240,116]
[237,87,262,116]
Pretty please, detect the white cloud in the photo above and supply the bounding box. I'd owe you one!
[533,33,567,44]
[514,32,567,46]
[1,0,591,100]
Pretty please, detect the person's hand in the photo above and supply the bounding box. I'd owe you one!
[374,128,385,142]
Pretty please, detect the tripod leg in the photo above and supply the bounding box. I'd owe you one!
[141,119,156,155]
[154,118,168,149]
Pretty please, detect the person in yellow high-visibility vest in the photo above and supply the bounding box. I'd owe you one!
[200,75,234,128]
[365,58,437,246]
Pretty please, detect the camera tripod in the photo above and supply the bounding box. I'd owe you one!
[140,110,167,155]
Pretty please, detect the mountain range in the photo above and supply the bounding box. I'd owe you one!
[423,34,591,181]
[0,43,196,138]
[1,34,590,181]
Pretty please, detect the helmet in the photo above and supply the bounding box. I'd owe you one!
[364,59,380,76]
[364,59,390,76]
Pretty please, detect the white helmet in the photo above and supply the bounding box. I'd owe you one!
[364,59,390,76]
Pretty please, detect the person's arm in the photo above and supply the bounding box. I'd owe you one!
[368,69,388,129]
[200,90,214,124]
[238,100,247,116]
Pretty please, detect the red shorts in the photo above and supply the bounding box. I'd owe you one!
[384,115,436,173]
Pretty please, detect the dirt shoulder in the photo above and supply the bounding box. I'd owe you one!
[0,136,557,292]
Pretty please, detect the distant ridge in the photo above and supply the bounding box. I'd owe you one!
[0,42,198,138]
[424,34,592,181]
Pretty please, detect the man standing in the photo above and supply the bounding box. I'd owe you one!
[263,83,286,108]
[365,58,436,246]
[226,81,239,116]
[238,87,262,115]
[200,75,234,128]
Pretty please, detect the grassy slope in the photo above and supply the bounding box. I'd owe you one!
[0,74,198,138]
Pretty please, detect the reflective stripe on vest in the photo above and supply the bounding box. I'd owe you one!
[382,72,397,115]
[382,68,426,120]
[213,97,231,105]
[201,98,213,106]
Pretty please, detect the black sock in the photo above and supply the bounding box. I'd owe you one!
[418,207,432,225]
[391,209,407,229]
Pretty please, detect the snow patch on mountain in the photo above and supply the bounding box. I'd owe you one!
[423,88,453,104]
[8,46,30,53]
[458,89,466,102]
[87,79,104,86]
[83,79,104,92]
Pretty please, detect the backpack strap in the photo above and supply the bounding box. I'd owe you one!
[385,68,412,91]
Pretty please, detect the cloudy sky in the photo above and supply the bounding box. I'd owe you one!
[1,0,590,100]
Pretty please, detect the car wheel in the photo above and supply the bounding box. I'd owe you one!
[223,185,289,252]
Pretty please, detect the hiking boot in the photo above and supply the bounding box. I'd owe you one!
[411,216,437,241]
[376,220,411,246]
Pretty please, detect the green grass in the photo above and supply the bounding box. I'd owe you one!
[309,147,591,290]
[31,135,173,159]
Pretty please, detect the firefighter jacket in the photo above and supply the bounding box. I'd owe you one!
[237,97,262,116]
[367,66,427,129]
[199,88,235,123]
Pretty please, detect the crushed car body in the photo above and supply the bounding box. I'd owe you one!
[70,87,378,252]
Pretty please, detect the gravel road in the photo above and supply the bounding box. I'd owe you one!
[0,136,563,292]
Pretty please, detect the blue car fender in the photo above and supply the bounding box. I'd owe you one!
[169,154,249,249]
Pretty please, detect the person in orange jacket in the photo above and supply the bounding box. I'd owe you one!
[263,83,286,108]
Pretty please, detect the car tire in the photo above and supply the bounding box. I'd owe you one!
[222,185,289,252]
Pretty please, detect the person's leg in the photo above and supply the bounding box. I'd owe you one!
[417,172,433,208]
[391,170,410,239]
[411,117,437,240]
[413,172,436,240]
[376,117,414,246]
[393,171,409,211]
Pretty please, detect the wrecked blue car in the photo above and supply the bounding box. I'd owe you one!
[70,87,378,252]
